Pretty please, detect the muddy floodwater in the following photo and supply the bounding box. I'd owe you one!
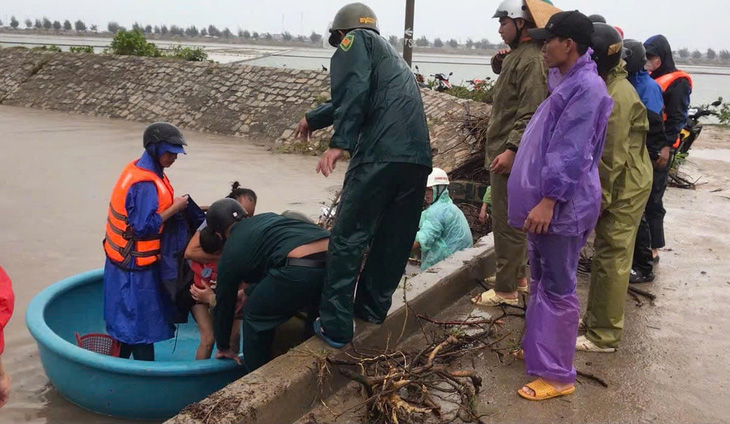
[0,105,343,423]
[2,105,730,424]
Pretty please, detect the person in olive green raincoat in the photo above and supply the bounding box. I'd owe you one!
[294,3,432,347]
[577,24,653,353]
[472,0,548,308]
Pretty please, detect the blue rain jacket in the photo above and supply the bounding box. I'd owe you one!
[103,145,180,345]
[415,189,473,270]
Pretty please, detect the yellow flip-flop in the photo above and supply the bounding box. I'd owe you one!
[471,289,520,307]
[518,378,575,401]
[484,276,530,294]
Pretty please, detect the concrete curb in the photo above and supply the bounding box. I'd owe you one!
[166,237,495,424]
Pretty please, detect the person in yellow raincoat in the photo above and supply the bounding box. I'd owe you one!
[578,24,652,353]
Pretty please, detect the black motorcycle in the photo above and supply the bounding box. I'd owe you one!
[677,99,722,154]
[669,99,722,189]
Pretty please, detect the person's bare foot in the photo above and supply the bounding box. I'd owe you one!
[520,378,573,397]
[518,277,528,289]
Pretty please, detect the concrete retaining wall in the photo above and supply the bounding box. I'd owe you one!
[0,48,490,172]
[166,237,495,424]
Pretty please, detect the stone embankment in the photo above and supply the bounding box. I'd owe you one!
[0,48,490,174]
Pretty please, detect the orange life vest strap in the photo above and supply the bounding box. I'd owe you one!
[655,70,693,93]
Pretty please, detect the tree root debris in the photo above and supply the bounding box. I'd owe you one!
[323,306,532,424]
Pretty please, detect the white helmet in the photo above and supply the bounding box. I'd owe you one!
[427,168,450,187]
[493,0,532,22]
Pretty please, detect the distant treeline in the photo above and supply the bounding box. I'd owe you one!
[3,16,728,59]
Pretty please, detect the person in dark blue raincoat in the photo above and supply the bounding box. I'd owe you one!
[103,123,191,361]
[638,34,692,274]
[623,39,670,283]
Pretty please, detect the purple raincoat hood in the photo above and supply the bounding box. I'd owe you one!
[507,49,613,236]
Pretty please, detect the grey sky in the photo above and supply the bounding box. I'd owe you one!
[3,0,729,50]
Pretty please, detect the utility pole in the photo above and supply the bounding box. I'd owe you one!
[403,0,415,67]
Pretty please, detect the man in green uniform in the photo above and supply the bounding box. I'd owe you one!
[472,0,548,307]
[294,3,432,347]
[577,24,652,352]
[207,199,331,372]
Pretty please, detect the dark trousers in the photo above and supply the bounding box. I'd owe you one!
[646,166,669,249]
[633,166,669,274]
[242,265,325,373]
[490,172,528,292]
[119,343,155,361]
[632,215,654,275]
[320,162,429,343]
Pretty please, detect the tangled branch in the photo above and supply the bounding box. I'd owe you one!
[326,305,526,424]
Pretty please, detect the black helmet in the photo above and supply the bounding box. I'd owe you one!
[622,39,647,74]
[591,23,623,75]
[206,198,247,234]
[328,3,379,47]
[588,14,607,23]
[143,122,187,149]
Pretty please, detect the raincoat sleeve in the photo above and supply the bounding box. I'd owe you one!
[506,58,547,149]
[482,186,492,206]
[542,85,611,203]
[0,266,14,355]
[599,97,630,209]
[646,108,666,160]
[126,182,163,237]
[329,32,372,151]
[664,79,692,147]
[415,209,443,252]
[305,101,335,131]
[600,93,648,209]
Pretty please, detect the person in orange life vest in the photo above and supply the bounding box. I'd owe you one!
[0,266,14,408]
[638,34,692,274]
[183,182,257,360]
[103,122,190,361]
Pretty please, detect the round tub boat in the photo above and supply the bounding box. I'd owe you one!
[26,269,246,420]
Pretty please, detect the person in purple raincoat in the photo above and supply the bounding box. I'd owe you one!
[507,11,613,401]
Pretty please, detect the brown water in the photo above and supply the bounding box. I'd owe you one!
[0,105,343,423]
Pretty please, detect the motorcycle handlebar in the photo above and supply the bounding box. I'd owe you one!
[694,110,719,118]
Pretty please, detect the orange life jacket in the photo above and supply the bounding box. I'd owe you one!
[654,71,693,148]
[103,160,174,268]
[654,70,693,93]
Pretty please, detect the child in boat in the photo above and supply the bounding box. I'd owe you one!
[183,182,256,359]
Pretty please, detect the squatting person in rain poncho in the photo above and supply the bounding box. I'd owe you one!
[412,168,472,271]
[507,11,613,400]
